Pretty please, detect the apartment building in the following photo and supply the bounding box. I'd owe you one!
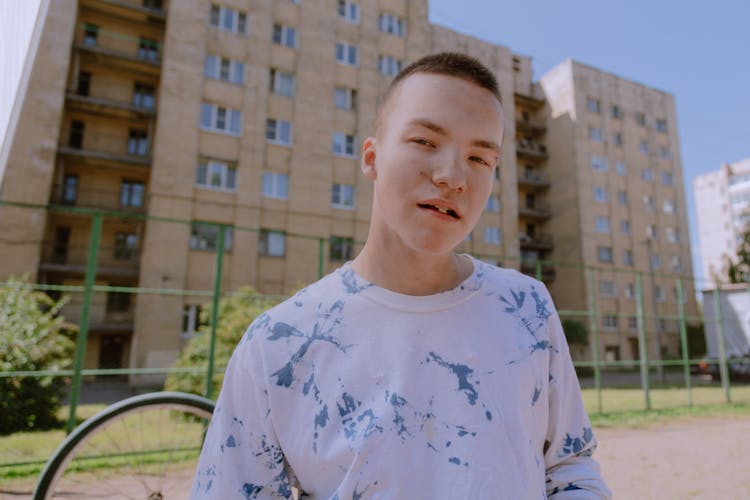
[694,157,750,287]
[0,0,692,373]
[541,60,698,363]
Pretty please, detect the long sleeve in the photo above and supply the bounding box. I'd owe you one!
[192,324,293,499]
[543,306,612,499]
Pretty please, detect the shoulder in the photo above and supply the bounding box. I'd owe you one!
[472,257,551,299]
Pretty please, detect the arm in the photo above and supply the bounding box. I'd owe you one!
[543,305,612,499]
[192,325,293,499]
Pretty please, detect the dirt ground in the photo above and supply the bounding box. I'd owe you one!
[596,417,750,499]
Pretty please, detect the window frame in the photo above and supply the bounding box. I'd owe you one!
[196,159,237,191]
[262,172,289,199]
[265,118,293,146]
[331,182,355,209]
[259,229,286,257]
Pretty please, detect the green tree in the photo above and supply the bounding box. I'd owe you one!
[0,277,76,434]
[726,229,750,283]
[164,287,283,397]
[561,319,589,346]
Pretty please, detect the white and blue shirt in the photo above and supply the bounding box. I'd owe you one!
[192,257,611,499]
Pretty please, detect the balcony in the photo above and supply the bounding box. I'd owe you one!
[514,90,545,110]
[519,232,554,251]
[520,261,556,282]
[516,116,546,136]
[74,25,162,77]
[516,139,549,160]
[40,242,140,278]
[50,185,147,214]
[65,92,156,120]
[59,131,151,168]
[518,170,551,189]
[519,201,552,220]
[83,0,166,23]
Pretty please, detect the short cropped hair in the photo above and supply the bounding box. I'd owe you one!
[381,52,502,109]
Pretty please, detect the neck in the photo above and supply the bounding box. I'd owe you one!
[351,244,473,296]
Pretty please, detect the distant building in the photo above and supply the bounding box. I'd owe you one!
[0,0,697,377]
[694,157,750,286]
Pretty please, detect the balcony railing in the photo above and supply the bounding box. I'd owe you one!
[66,92,156,119]
[50,185,147,213]
[74,24,162,74]
[520,261,556,281]
[59,130,151,166]
[40,242,140,277]
[516,116,547,135]
[518,232,554,251]
[516,139,549,160]
[518,170,550,188]
[519,201,552,220]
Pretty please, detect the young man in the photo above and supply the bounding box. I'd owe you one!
[192,53,611,499]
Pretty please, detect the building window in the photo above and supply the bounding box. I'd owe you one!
[265,119,293,145]
[330,236,354,261]
[210,4,247,34]
[663,199,675,214]
[659,146,672,160]
[336,42,358,66]
[635,112,646,126]
[611,105,622,119]
[591,155,608,172]
[613,132,623,146]
[62,174,78,204]
[643,195,655,211]
[605,345,621,362]
[654,286,666,302]
[332,183,355,209]
[641,168,654,182]
[69,120,84,149]
[483,227,502,245]
[620,220,630,235]
[615,160,626,176]
[485,195,500,213]
[618,190,628,206]
[201,103,242,135]
[602,314,618,330]
[259,229,285,257]
[181,304,205,338]
[624,282,635,299]
[665,227,679,243]
[597,246,613,263]
[650,254,661,269]
[133,83,155,109]
[639,140,649,154]
[127,130,149,155]
[623,250,633,266]
[106,292,130,312]
[595,216,610,233]
[196,160,236,191]
[272,24,297,48]
[205,55,244,84]
[262,172,289,199]
[137,37,159,62]
[600,280,616,297]
[83,23,98,46]
[143,0,162,10]
[337,0,359,23]
[671,256,683,273]
[114,232,138,260]
[190,222,233,252]
[586,98,600,113]
[593,186,608,202]
[646,224,658,240]
[269,69,295,96]
[77,71,91,96]
[628,316,637,330]
[379,13,405,36]
[589,127,603,142]
[120,180,144,208]
[661,171,673,186]
[332,132,356,157]
[656,119,668,132]
[378,55,402,76]
[334,87,357,110]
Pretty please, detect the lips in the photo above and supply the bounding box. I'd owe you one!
[417,200,461,219]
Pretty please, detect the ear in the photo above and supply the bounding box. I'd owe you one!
[361,136,377,181]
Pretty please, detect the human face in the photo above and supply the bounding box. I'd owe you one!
[361,73,504,258]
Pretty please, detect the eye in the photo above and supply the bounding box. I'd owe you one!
[469,155,491,166]
[411,137,435,147]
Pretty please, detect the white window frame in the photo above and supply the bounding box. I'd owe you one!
[378,12,405,36]
[587,98,600,113]
[620,220,630,235]
[270,69,295,96]
[665,227,679,243]
[196,159,237,191]
[618,190,628,205]
[337,0,359,23]
[623,250,634,267]
[643,195,655,211]
[200,102,242,135]
[601,314,618,330]
[589,127,603,142]
[656,119,668,132]
[262,172,289,199]
[663,199,675,214]
[641,168,654,182]
[336,42,358,66]
[600,280,616,297]
[330,236,354,261]
[334,86,356,110]
[204,55,244,84]
[671,256,683,273]
[189,222,233,252]
[272,23,297,48]
[615,160,627,176]
[591,155,608,171]
[483,226,502,245]
[331,183,355,209]
[595,215,610,233]
[624,283,635,299]
[332,132,357,157]
[593,186,608,202]
[209,5,247,34]
[661,171,673,186]
[378,55,402,76]
[654,286,666,302]
[181,304,203,339]
[640,139,649,154]
[265,118,293,146]
[485,195,500,213]
[659,146,672,160]
[597,246,613,263]
[259,229,286,257]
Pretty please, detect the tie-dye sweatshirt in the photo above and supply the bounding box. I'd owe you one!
[192,257,611,499]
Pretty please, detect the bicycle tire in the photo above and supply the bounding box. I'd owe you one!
[33,391,215,500]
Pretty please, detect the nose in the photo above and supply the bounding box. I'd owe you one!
[431,148,466,191]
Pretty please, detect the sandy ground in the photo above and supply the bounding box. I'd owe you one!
[596,417,750,499]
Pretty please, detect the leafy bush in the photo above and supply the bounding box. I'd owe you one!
[0,277,76,434]
[561,319,589,346]
[686,323,707,358]
[164,287,283,397]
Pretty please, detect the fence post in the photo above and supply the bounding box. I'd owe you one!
[66,213,102,432]
[635,273,651,410]
[318,238,324,279]
[205,225,226,401]
[535,259,542,282]
[586,268,602,414]
[676,279,692,406]
[712,288,731,403]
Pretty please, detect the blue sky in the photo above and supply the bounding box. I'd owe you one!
[430,0,750,286]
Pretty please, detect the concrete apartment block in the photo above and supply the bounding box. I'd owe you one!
[0,0,697,377]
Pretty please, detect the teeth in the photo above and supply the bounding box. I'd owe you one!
[437,207,449,214]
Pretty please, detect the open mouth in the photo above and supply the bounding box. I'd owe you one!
[417,203,460,219]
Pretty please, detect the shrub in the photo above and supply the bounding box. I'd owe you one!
[0,277,76,434]
[164,287,283,397]
[561,319,589,346]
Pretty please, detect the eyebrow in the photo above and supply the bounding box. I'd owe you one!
[408,118,500,153]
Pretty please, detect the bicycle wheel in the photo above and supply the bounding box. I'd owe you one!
[34,391,214,500]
